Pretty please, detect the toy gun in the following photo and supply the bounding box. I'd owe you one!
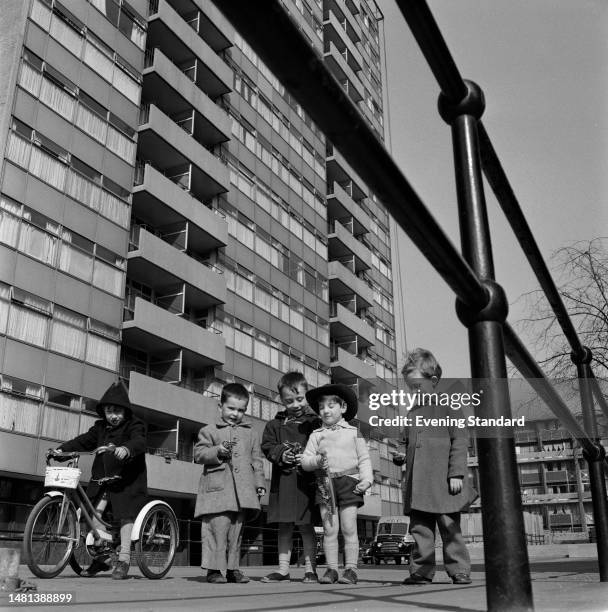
[282,441,303,472]
[221,439,238,463]
[315,449,336,525]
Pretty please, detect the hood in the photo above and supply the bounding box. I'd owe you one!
[96,380,133,418]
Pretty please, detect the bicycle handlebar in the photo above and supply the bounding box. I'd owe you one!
[46,445,117,465]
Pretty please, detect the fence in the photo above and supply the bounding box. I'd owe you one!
[217,2,608,610]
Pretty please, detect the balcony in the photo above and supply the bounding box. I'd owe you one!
[358,491,382,518]
[146,453,202,496]
[330,301,375,348]
[128,227,226,309]
[122,297,225,367]
[326,143,367,202]
[327,181,371,236]
[325,0,361,44]
[331,346,375,381]
[545,469,570,484]
[138,103,229,200]
[328,219,371,272]
[324,40,363,103]
[520,472,541,485]
[181,0,234,51]
[328,260,374,308]
[128,370,217,424]
[133,163,227,251]
[323,7,363,70]
[143,48,231,146]
[147,0,232,98]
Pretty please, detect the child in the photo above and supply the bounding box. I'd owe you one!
[56,380,147,580]
[261,372,320,583]
[194,383,266,584]
[301,384,372,585]
[392,348,476,585]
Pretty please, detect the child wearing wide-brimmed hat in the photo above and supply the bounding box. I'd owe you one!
[301,384,372,585]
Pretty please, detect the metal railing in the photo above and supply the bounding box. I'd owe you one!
[219,1,608,608]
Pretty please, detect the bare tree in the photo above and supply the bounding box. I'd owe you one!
[515,238,608,380]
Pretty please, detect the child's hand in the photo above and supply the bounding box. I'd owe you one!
[449,477,463,494]
[114,446,130,460]
[282,449,296,464]
[217,446,232,459]
[256,487,266,498]
[354,480,371,494]
[391,451,406,465]
[316,452,329,470]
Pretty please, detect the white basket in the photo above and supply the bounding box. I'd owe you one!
[44,466,82,489]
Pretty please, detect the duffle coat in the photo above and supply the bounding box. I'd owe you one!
[396,403,477,515]
[193,418,266,517]
[59,416,148,520]
[261,408,320,524]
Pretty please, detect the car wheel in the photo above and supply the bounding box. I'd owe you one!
[395,557,402,565]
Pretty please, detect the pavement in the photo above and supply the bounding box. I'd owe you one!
[2,558,607,612]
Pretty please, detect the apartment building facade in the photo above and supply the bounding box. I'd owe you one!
[0,0,403,557]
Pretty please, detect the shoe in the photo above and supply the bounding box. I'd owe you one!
[302,572,318,583]
[80,558,112,577]
[319,568,339,584]
[261,572,290,583]
[452,573,472,585]
[338,568,357,584]
[402,573,432,585]
[227,569,250,583]
[111,561,129,580]
[207,570,227,583]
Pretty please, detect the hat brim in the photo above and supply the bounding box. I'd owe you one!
[305,384,358,421]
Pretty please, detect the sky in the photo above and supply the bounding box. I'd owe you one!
[381,0,608,377]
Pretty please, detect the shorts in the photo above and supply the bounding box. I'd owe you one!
[316,475,365,509]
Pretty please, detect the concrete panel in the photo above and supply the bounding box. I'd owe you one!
[62,194,104,244]
[128,371,217,426]
[82,363,119,400]
[94,215,129,255]
[53,273,91,316]
[101,147,135,187]
[0,431,39,477]
[2,159,28,202]
[24,171,66,226]
[233,351,253,383]
[13,89,37,126]
[146,453,200,497]
[0,245,17,286]
[14,254,56,302]
[44,353,85,396]
[88,288,124,329]
[24,21,48,58]
[3,339,47,384]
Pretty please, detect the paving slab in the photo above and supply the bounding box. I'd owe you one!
[1,558,606,612]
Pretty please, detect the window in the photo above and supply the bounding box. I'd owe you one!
[7,291,51,348]
[50,307,86,359]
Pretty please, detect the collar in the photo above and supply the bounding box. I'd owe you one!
[215,418,251,428]
[315,419,354,432]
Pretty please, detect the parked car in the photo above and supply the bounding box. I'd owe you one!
[370,516,414,564]
[360,545,373,564]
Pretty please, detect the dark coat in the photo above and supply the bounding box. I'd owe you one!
[193,418,266,517]
[261,408,320,524]
[59,416,148,520]
[395,404,477,515]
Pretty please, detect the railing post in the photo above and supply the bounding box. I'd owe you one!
[570,347,608,580]
[439,80,533,611]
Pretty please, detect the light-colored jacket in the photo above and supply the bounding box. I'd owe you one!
[193,418,266,517]
[301,420,373,484]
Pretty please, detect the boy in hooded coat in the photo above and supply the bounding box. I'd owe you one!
[57,381,147,580]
